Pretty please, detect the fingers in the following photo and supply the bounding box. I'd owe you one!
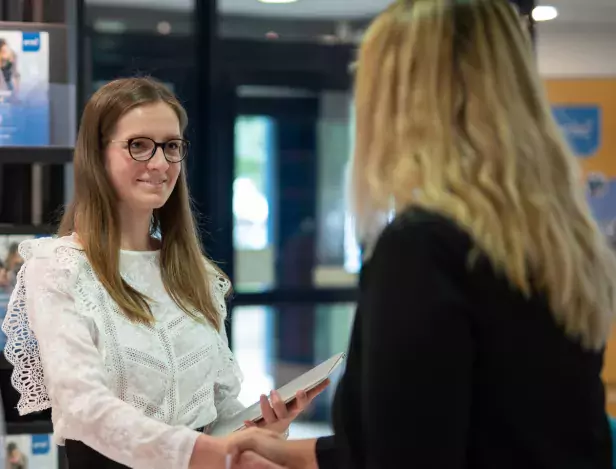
[234,427,283,443]
[225,428,283,469]
[229,430,288,467]
[293,390,309,414]
[260,390,289,424]
[307,379,330,399]
[234,451,286,469]
[289,379,331,415]
[260,394,277,424]
[270,390,288,420]
[258,380,332,426]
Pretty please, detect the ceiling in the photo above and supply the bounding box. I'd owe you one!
[85,0,616,23]
[86,0,391,18]
[219,0,390,18]
[541,0,616,24]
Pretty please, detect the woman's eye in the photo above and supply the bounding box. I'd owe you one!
[167,142,179,150]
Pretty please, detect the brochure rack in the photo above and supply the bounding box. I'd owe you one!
[0,1,84,467]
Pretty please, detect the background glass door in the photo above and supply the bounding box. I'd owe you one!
[231,85,358,437]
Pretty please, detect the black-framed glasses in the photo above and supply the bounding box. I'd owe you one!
[111,137,189,163]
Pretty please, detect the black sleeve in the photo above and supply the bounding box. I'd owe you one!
[315,436,336,465]
[360,219,474,468]
[316,306,366,469]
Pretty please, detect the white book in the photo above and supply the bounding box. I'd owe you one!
[209,352,346,436]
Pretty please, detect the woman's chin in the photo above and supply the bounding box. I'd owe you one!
[131,194,170,211]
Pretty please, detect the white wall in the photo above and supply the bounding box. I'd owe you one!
[537,23,616,77]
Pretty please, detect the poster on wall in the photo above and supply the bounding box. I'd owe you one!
[5,434,58,469]
[0,31,50,146]
[551,97,616,247]
[552,105,601,158]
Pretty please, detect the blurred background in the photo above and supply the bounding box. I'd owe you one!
[0,0,615,467]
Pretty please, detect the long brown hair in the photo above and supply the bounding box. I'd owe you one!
[59,77,224,330]
[352,0,616,349]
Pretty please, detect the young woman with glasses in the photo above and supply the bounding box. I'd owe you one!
[1,77,325,469]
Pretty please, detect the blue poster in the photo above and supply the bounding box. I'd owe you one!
[31,434,50,455]
[552,105,601,158]
[6,433,58,469]
[0,31,50,146]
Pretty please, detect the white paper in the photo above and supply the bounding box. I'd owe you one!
[209,352,346,436]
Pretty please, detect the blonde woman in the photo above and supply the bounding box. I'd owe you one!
[1,77,326,469]
[233,0,616,468]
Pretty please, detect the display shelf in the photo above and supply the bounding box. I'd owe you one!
[7,420,53,435]
[0,224,54,235]
[0,146,73,164]
[0,353,12,371]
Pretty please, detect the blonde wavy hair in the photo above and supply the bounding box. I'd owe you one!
[352,0,616,350]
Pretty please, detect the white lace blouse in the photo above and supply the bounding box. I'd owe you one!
[1,235,245,469]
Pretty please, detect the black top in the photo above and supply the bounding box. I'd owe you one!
[316,207,611,469]
[65,440,129,468]
[63,426,205,468]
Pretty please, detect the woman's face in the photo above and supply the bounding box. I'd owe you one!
[0,45,11,64]
[105,102,182,214]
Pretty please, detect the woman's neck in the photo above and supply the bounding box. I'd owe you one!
[118,207,155,251]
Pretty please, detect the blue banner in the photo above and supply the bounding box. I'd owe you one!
[552,105,601,158]
[0,30,50,146]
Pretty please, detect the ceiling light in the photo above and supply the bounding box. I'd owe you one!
[532,5,558,22]
[157,21,172,35]
[258,0,298,3]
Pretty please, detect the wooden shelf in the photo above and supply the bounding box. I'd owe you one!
[0,146,73,164]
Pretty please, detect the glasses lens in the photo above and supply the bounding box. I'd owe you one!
[129,138,155,161]
[164,139,188,162]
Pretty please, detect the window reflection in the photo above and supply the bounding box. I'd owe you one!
[86,1,195,36]
[231,303,354,438]
[233,116,273,251]
[232,89,361,292]
[217,0,378,43]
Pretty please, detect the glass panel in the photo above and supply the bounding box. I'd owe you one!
[315,92,362,280]
[219,0,534,43]
[233,116,275,292]
[217,0,377,43]
[86,0,195,36]
[233,87,361,292]
[232,303,355,438]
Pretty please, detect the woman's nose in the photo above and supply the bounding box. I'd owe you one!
[147,147,169,170]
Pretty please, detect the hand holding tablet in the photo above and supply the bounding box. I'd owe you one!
[210,352,346,437]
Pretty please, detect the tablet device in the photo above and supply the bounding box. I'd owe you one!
[209,352,346,436]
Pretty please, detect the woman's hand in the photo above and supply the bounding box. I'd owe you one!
[245,380,330,435]
[234,437,319,469]
[189,428,284,469]
[233,450,287,469]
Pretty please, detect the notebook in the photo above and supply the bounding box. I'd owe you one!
[209,352,346,436]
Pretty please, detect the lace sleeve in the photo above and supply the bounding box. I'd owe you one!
[3,245,200,469]
[208,264,246,420]
[2,252,51,415]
